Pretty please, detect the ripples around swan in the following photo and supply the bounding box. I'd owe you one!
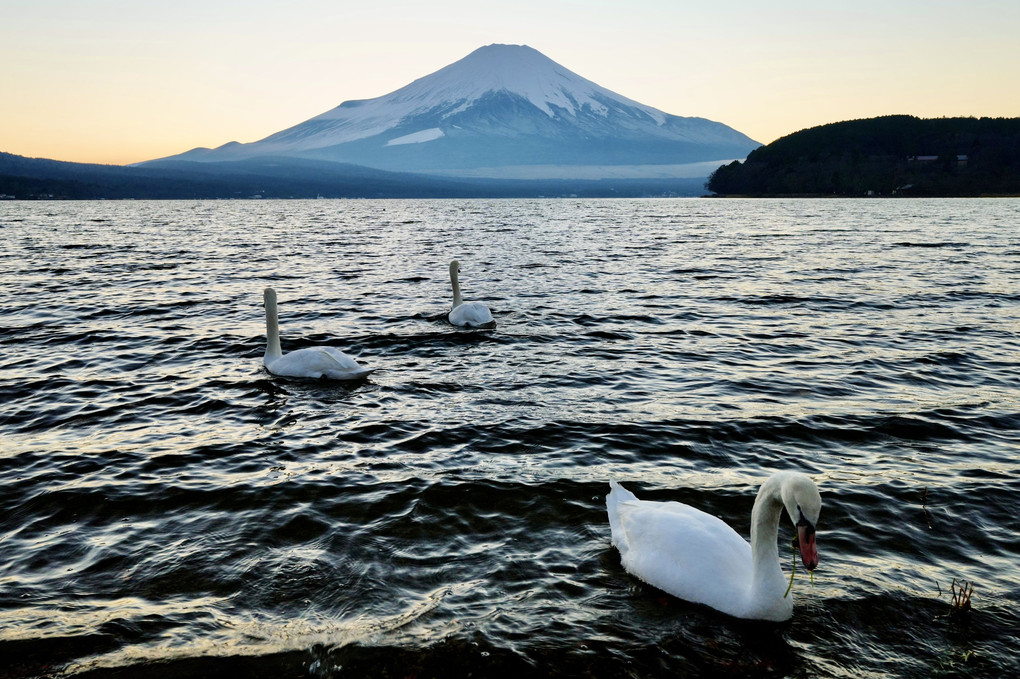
[1,198,1019,678]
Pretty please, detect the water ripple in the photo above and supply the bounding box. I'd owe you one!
[1,198,1019,678]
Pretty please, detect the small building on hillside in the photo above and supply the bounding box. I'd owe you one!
[907,154,969,166]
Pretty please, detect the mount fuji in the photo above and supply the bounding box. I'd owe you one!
[143,45,759,182]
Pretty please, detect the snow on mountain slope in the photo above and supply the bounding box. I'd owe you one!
[265,44,667,149]
[148,44,760,177]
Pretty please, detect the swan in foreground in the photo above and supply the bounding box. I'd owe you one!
[262,287,373,380]
[447,260,494,328]
[607,471,820,621]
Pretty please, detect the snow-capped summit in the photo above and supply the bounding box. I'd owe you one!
[400,43,666,122]
[299,44,666,139]
[148,44,759,179]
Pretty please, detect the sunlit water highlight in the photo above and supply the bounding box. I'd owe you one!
[1,198,1018,678]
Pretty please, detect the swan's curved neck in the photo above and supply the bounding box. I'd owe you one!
[749,475,786,595]
[450,267,463,308]
[264,292,283,362]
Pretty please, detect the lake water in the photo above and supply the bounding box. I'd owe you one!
[1,198,1018,678]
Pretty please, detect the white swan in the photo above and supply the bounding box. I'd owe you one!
[607,471,820,621]
[263,287,373,380]
[447,260,495,328]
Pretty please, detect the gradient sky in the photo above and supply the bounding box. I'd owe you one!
[3,0,1018,165]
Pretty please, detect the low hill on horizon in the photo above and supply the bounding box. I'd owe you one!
[707,116,1020,197]
[0,151,708,200]
[0,152,497,199]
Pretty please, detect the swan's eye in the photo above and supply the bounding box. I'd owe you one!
[794,505,814,530]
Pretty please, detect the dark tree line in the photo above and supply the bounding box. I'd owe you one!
[707,116,1020,196]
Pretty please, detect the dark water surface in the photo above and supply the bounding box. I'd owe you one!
[1,198,1018,678]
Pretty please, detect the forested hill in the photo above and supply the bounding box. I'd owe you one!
[707,116,1020,196]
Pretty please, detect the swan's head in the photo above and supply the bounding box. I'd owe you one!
[450,260,461,277]
[264,286,277,307]
[780,473,821,571]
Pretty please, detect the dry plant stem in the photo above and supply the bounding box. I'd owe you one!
[950,578,974,611]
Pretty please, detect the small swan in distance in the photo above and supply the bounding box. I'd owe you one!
[262,287,373,380]
[607,471,821,621]
[447,260,495,328]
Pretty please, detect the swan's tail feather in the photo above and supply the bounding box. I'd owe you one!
[608,479,637,502]
[606,480,636,556]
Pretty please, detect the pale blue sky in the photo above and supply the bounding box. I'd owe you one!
[2,0,1018,164]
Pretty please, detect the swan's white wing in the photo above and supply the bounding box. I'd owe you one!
[266,347,372,380]
[449,301,494,327]
[608,483,753,616]
[320,347,375,379]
